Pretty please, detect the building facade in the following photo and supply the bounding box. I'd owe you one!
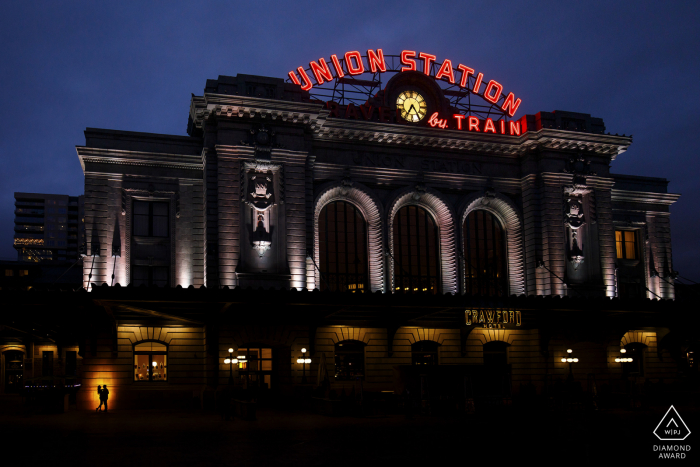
[2,51,695,410]
[14,192,85,264]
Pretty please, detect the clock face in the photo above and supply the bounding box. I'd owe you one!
[396,91,427,122]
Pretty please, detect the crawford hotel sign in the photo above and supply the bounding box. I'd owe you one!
[288,49,524,135]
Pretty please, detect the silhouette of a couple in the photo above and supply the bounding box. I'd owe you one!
[96,385,109,412]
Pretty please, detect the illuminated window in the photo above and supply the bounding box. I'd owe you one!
[615,230,637,260]
[412,341,439,365]
[319,201,368,292]
[134,342,167,382]
[464,210,507,297]
[4,351,24,393]
[19,270,29,277]
[237,347,273,389]
[392,205,439,294]
[687,346,697,371]
[4,270,13,277]
[334,340,365,380]
[133,201,169,237]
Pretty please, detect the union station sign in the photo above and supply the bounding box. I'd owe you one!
[288,49,523,135]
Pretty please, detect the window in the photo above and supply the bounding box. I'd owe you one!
[334,341,365,380]
[615,230,637,260]
[19,270,29,277]
[65,351,77,377]
[4,351,24,393]
[393,205,439,294]
[318,201,368,292]
[131,265,170,287]
[134,342,167,382]
[4,270,12,277]
[133,201,169,237]
[237,347,272,389]
[464,210,508,296]
[42,350,54,377]
[412,341,439,365]
[622,343,645,376]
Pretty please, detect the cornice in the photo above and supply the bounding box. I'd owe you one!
[611,189,680,205]
[189,93,327,131]
[189,94,632,158]
[76,147,204,173]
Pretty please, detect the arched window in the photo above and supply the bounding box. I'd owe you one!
[334,340,365,380]
[134,342,167,382]
[393,205,439,294]
[412,341,439,365]
[3,351,24,394]
[464,210,507,296]
[319,201,368,292]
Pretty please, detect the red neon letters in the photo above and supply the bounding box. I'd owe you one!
[428,112,448,129]
[400,50,417,72]
[288,50,522,117]
[435,59,455,84]
[367,49,386,73]
[310,58,333,85]
[344,51,364,75]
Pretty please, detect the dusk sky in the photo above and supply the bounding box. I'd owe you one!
[1,1,699,282]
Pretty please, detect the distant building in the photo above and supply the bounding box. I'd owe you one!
[13,192,84,263]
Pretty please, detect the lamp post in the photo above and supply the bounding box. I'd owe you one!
[614,347,633,364]
[560,348,579,380]
[297,347,312,384]
[224,348,238,385]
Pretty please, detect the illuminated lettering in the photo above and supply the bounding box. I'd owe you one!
[510,311,514,323]
[378,107,391,122]
[288,71,301,86]
[484,118,496,133]
[472,72,484,94]
[501,92,522,117]
[419,52,436,75]
[330,54,345,78]
[359,104,374,120]
[453,114,465,130]
[468,116,480,132]
[457,64,474,88]
[516,311,522,326]
[401,50,417,72]
[479,311,485,323]
[435,59,455,84]
[344,51,364,75]
[297,66,313,91]
[486,310,494,323]
[500,120,505,134]
[465,310,472,325]
[428,112,448,129]
[310,58,333,85]
[367,49,386,73]
[484,80,503,104]
[510,121,521,136]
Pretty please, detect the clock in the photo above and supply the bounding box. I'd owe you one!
[396,91,427,122]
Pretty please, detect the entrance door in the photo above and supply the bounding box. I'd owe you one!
[4,351,24,394]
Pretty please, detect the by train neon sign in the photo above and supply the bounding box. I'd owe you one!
[288,49,522,118]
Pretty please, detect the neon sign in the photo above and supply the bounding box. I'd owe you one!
[465,309,522,329]
[324,103,522,136]
[288,49,522,117]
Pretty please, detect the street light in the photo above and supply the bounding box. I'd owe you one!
[614,347,633,363]
[296,347,312,384]
[560,349,579,379]
[224,348,238,385]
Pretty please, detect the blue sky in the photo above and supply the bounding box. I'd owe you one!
[1,1,699,281]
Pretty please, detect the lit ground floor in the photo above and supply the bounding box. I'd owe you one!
[1,397,698,465]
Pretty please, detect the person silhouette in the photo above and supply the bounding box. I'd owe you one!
[101,384,109,412]
[96,385,103,412]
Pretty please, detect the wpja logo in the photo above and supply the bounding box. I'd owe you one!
[653,405,691,459]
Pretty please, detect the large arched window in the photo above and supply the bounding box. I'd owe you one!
[319,201,368,292]
[393,205,439,294]
[464,210,508,296]
[412,341,440,365]
[334,340,365,381]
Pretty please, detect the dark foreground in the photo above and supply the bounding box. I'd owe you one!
[1,397,696,466]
